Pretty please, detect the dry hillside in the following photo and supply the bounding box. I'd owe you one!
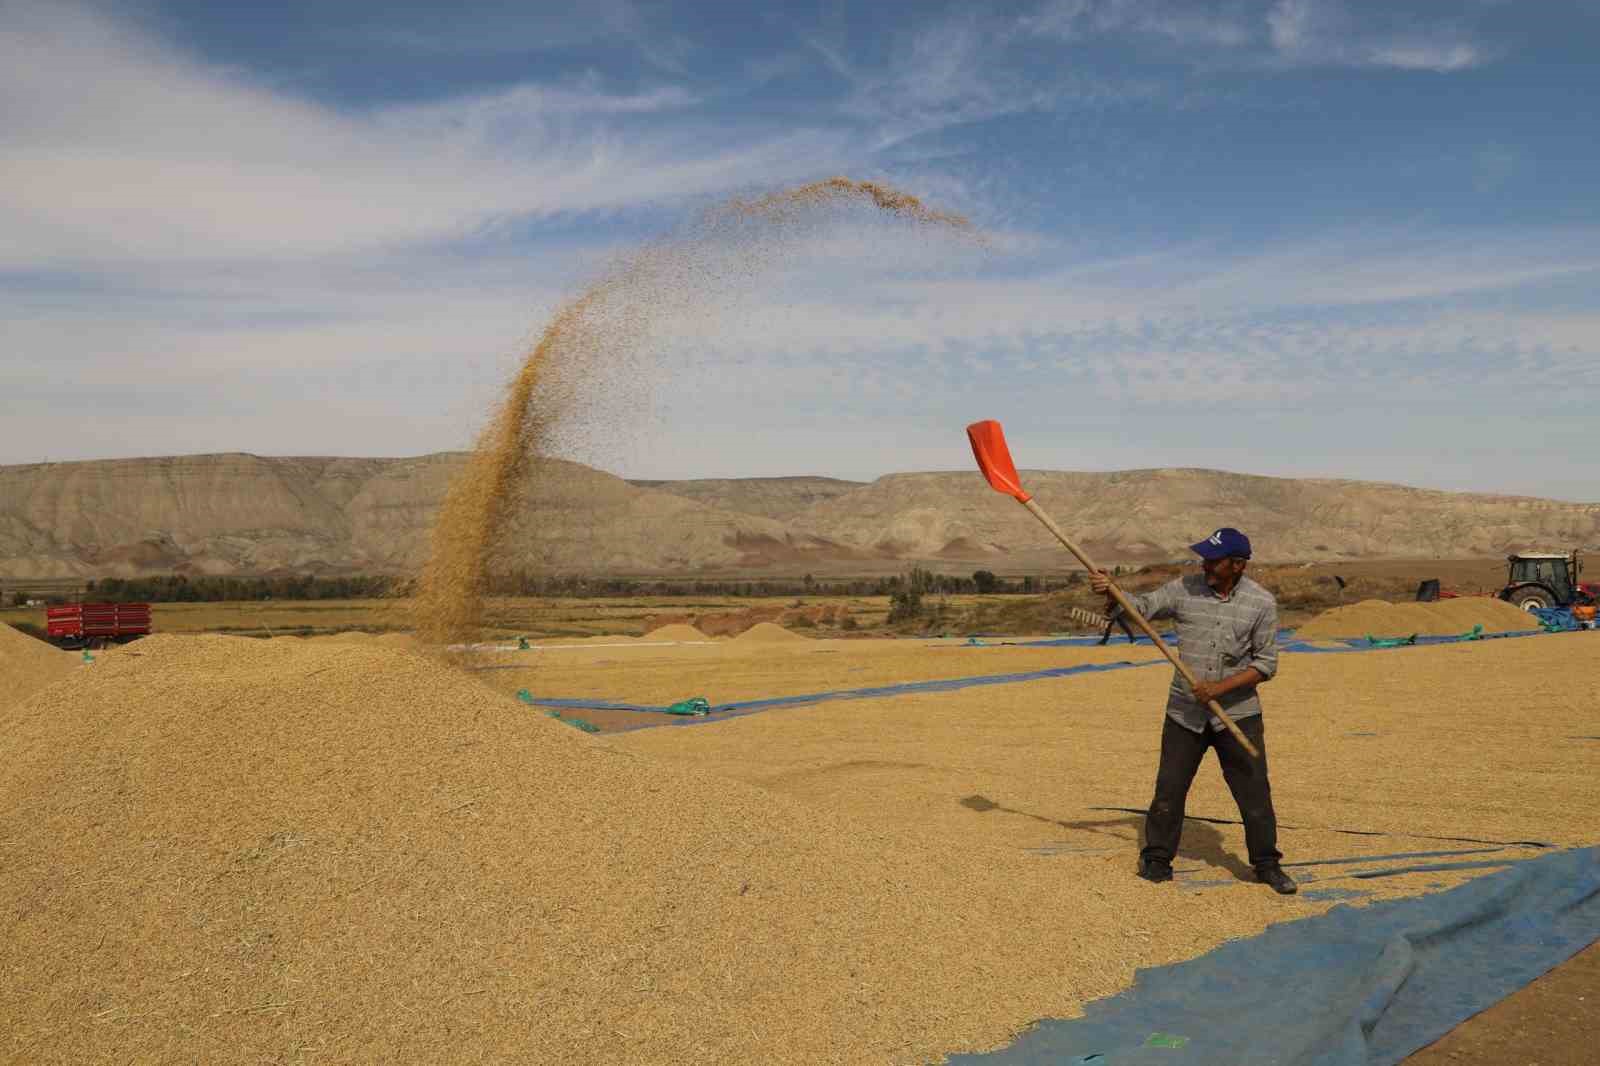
[625,475,863,521]
[0,455,859,579]
[1,454,1596,578]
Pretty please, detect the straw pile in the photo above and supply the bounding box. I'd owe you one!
[0,622,77,710]
[1295,597,1539,639]
[1,634,1309,1065]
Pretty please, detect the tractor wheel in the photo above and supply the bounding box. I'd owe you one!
[1514,587,1554,612]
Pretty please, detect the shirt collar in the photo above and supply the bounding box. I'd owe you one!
[1209,577,1240,602]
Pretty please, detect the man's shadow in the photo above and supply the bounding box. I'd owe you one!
[959,794,1255,881]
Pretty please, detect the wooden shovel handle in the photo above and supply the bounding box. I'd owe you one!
[1021,498,1261,758]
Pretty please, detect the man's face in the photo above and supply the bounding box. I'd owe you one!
[1202,555,1247,590]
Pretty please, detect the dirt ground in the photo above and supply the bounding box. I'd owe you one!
[1403,940,1599,1065]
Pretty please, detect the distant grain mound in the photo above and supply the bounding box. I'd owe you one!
[643,623,711,642]
[733,621,809,643]
[0,634,1305,1063]
[0,623,77,710]
[1295,597,1540,639]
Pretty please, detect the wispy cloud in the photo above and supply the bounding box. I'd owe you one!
[641,225,1600,413]
[1022,0,1258,48]
[1265,0,1492,72]
[0,1,839,268]
[342,0,695,74]
[1024,0,1499,72]
[807,11,1144,151]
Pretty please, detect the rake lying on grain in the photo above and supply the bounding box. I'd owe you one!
[1061,605,1141,644]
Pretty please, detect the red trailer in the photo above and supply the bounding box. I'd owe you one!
[45,603,153,649]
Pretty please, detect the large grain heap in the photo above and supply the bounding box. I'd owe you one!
[3,634,1311,1065]
[0,622,77,710]
[1294,597,1541,639]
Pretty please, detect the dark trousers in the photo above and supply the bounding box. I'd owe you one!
[1142,714,1282,871]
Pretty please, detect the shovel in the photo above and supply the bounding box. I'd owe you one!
[966,419,1261,758]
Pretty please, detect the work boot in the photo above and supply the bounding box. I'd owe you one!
[1257,866,1298,895]
[1137,858,1173,884]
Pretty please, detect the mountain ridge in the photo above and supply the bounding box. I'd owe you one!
[1,453,1595,578]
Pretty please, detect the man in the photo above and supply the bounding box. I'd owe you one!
[1089,527,1296,895]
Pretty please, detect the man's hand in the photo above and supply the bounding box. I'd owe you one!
[1191,668,1263,708]
[1089,570,1113,596]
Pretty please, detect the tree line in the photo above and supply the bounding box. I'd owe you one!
[10,568,1109,605]
[82,575,395,603]
[479,568,1088,598]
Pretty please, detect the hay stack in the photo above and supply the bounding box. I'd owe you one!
[0,633,1305,1064]
[1295,597,1540,639]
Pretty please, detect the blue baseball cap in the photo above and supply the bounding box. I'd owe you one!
[1190,527,1251,560]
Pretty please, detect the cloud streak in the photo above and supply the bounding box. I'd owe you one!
[1024,0,1499,72]
[0,2,843,268]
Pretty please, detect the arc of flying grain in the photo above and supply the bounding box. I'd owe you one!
[413,178,980,645]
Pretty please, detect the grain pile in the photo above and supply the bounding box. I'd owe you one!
[0,622,77,710]
[642,622,711,641]
[732,621,809,643]
[1295,597,1540,639]
[411,178,973,646]
[612,632,1599,883]
[3,633,1319,1065]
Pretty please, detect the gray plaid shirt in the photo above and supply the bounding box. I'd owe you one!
[1129,573,1279,734]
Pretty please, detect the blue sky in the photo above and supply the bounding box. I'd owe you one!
[3,0,1597,500]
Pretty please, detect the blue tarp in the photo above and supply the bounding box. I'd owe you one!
[520,658,1166,729]
[1531,606,1581,631]
[517,625,1569,727]
[959,627,1556,654]
[950,845,1600,1066]
[1280,628,1547,654]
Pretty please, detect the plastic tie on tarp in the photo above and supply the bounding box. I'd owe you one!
[516,688,600,731]
[1364,633,1418,648]
[546,710,600,733]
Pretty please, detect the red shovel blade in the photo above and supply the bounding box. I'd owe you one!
[966,420,1031,502]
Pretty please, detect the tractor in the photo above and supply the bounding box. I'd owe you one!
[1498,551,1596,612]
